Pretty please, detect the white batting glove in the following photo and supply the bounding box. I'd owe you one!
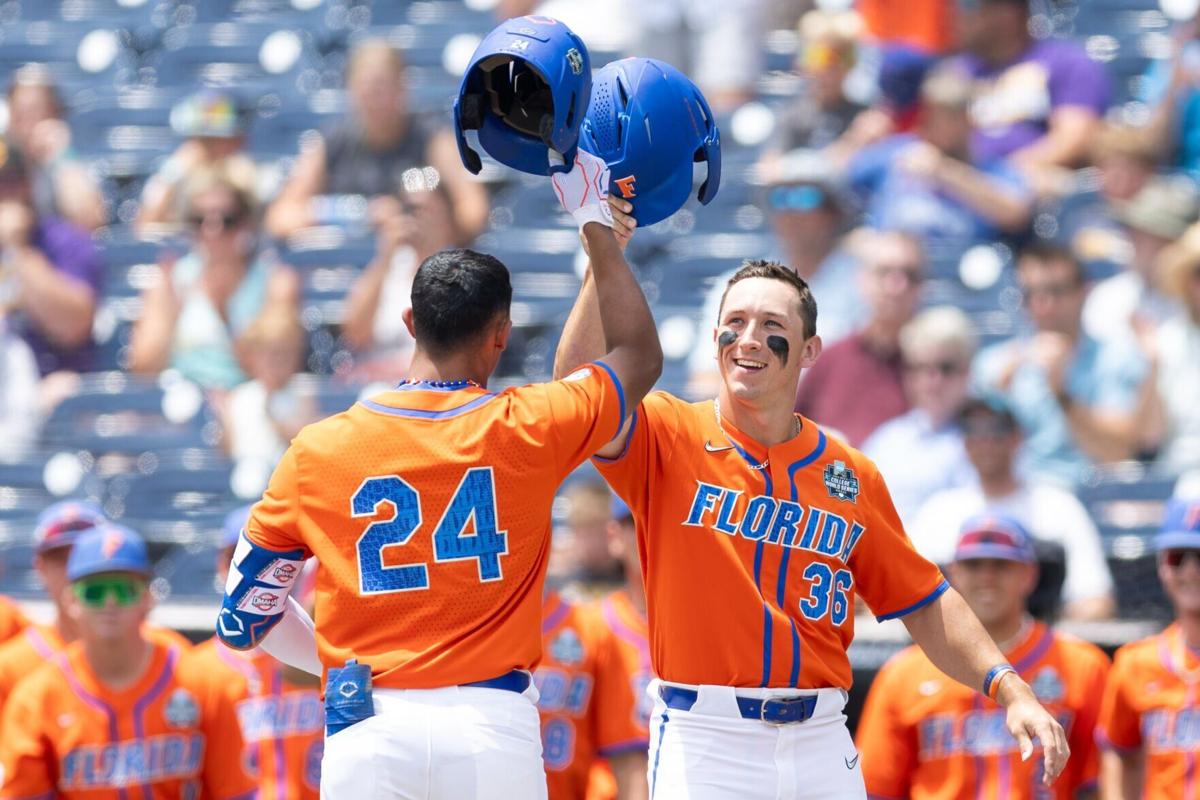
[551,150,612,230]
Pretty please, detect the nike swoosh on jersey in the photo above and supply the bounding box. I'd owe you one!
[845,754,860,770]
[704,441,735,453]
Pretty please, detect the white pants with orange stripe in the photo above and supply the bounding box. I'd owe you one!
[646,680,866,800]
[320,684,547,800]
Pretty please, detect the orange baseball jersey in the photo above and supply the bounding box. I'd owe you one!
[0,622,192,714]
[246,367,624,689]
[537,591,644,800]
[595,589,653,749]
[856,621,1110,799]
[190,638,324,799]
[0,639,254,799]
[1096,623,1200,800]
[594,393,948,689]
[0,595,29,645]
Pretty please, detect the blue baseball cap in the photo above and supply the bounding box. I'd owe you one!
[1154,498,1200,552]
[222,505,253,549]
[33,500,107,554]
[611,496,632,523]
[67,524,152,581]
[954,513,1037,564]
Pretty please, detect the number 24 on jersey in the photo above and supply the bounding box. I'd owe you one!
[352,467,509,594]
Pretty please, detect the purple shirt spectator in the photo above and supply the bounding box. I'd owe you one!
[10,216,102,374]
[956,39,1111,163]
[794,331,908,445]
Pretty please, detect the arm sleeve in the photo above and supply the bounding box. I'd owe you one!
[592,393,683,523]
[1067,647,1112,793]
[855,655,917,799]
[258,596,322,676]
[848,462,949,621]
[529,361,627,476]
[245,445,309,556]
[0,678,54,799]
[1095,647,1142,753]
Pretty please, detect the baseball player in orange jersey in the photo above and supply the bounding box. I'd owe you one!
[1097,497,1200,800]
[190,506,324,799]
[0,524,254,800]
[554,199,1069,799]
[0,595,29,645]
[857,514,1109,799]
[215,151,663,799]
[0,502,190,718]
[538,589,647,800]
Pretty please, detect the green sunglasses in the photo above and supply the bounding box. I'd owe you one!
[72,576,145,608]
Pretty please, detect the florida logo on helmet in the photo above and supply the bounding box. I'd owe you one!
[615,175,638,198]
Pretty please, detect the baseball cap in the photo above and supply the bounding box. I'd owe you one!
[878,45,936,113]
[170,89,246,139]
[33,500,107,554]
[221,504,253,549]
[953,513,1037,564]
[1118,176,1200,241]
[765,149,850,213]
[611,496,633,523]
[1154,498,1200,552]
[66,524,152,582]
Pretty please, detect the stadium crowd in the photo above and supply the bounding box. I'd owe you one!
[0,0,1199,797]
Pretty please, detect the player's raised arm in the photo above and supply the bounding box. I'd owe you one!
[551,150,662,420]
[900,587,1071,785]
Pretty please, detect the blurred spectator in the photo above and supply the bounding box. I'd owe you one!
[136,89,258,235]
[795,229,924,445]
[219,308,317,472]
[4,65,105,231]
[340,173,457,381]
[688,151,863,398]
[759,10,867,177]
[862,306,977,525]
[953,0,1110,181]
[910,397,1116,620]
[625,0,764,112]
[265,39,488,244]
[128,167,299,390]
[859,0,955,54]
[1082,175,1198,344]
[972,242,1147,486]
[1141,15,1200,178]
[560,480,624,593]
[1139,226,1200,475]
[848,65,1033,261]
[0,143,101,376]
[0,318,38,463]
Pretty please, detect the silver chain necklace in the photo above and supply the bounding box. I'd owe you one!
[712,398,799,472]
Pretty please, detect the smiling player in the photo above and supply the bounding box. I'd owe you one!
[553,199,1070,799]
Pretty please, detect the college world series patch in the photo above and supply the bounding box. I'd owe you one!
[823,461,859,504]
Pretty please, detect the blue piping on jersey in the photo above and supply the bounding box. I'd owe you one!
[592,360,626,432]
[359,393,498,420]
[593,409,639,463]
[782,428,827,687]
[876,579,950,621]
[726,436,775,687]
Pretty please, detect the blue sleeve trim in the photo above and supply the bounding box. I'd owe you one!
[593,360,626,432]
[875,579,950,622]
[592,409,639,464]
[597,739,651,757]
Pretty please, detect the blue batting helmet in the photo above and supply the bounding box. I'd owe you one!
[454,15,591,176]
[578,58,721,226]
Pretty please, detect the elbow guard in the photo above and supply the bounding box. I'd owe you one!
[216,532,307,650]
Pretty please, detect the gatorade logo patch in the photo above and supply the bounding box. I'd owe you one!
[615,175,637,198]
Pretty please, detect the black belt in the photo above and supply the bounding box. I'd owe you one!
[659,685,818,725]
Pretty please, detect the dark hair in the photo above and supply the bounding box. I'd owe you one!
[411,249,512,353]
[7,64,63,116]
[718,259,818,339]
[958,397,1020,433]
[1017,241,1085,286]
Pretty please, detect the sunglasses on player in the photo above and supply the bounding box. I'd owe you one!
[1163,549,1200,569]
[72,575,145,608]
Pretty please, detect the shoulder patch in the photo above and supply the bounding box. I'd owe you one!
[823,460,860,503]
[550,629,585,665]
[164,688,200,729]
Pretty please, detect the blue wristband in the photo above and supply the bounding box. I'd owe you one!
[983,664,1016,699]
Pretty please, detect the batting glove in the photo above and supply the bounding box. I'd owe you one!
[551,150,612,231]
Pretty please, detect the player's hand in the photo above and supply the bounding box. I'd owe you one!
[608,196,636,251]
[551,150,612,231]
[999,677,1070,785]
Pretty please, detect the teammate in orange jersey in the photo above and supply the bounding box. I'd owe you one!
[216,152,662,799]
[0,594,29,645]
[538,588,646,800]
[554,199,1068,799]
[856,513,1109,799]
[0,501,190,716]
[189,506,324,799]
[1097,497,1200,800]
[0,524,255,799]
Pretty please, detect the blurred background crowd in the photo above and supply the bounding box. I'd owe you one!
[0,0,1198,656]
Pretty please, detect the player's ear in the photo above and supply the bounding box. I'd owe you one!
[62,584,83,622]
[402,307,416,338]
[495,315,512,351]
[798,334,822,369]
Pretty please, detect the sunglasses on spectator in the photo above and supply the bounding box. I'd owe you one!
[1163,549,1200,569]
[769,185,828,213]
[189,210,245,231]
[1020,281,1080,301]
[73,575,145,608]
[905,360,965,377]
[871,264,924,286]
